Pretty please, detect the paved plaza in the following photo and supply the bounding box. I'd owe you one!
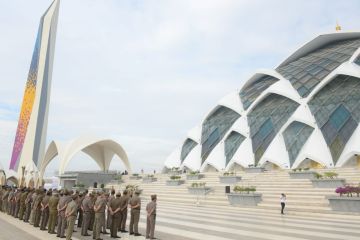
[0,198,359,240]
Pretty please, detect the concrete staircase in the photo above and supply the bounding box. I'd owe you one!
[107,167,360,216]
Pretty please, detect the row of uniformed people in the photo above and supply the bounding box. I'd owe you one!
[0,186,157,240]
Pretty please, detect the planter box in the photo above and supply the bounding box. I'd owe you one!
[244,167,265,173]
[327,196,360,212]
[311,178,346,188]
[187,187,212,195]
[168,170,183,176]
[186,174,204,180]
[129,176,142,180]
[142,177,157,183]
[219,176,242,184]
[166,180,184,186]
[227,193,262,206]
[289,171,317,179]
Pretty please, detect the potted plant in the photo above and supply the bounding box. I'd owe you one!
[166,175,184,186]
[168,167,182,176]
[219,172,242,184]
[227,185,262,206]
[288,167,317,179]
[186,171,204,180]
[187,182,211,195]
[327,184,360,212]
[244,164,265,173]
[129,173,142,180]
[142,174,157,183]
[311,171,346,188]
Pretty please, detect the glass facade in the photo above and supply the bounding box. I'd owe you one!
[283,121,314,167]
[308,75,360,164]
[201,106,241,163]
[248,94,299,164]
[239,75,279,110]
[224,131,246,166]
[277,38,360,97]
[180,138,198,163]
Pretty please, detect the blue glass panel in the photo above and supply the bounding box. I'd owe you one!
[329,105,350,130]
[180,138,198,163]
[201,128,220,161]
[277,39,360,97]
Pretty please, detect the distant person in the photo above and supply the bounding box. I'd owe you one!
[146,195,157,240]
[40,190,51,230]
[81,193,93,236]
[280,193,286,215]
[129,190,141,236]
[107,190,116,229]
[141,169,144,175]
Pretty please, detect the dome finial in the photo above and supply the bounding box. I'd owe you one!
[335,21,342,31]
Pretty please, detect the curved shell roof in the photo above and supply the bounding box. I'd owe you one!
[165,31,360,171]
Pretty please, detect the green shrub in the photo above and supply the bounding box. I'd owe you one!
[315,172,323,179]
[170,175,181,180]
[189,171,199,175]
[191,182,206,188]
[304,167,310,171]
[233,185,256,194]
[223,171,235,176]
[147,174,154,178]
[323,172,338,179]
[132,173,139,177]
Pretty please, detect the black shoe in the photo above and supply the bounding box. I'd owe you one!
[134,233,142,236]
[121,230,128,233]
[84,234,91,236]
[129,232,134,235]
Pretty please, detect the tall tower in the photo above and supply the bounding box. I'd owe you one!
[9,0,60,182]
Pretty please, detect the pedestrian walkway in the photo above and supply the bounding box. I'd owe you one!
[1,200,360,240]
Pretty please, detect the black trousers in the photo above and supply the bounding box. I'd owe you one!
[281,202,285,214]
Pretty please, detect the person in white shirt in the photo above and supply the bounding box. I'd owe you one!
[280,193,286,214]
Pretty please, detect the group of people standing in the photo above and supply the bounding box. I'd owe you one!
[0,186,157,240]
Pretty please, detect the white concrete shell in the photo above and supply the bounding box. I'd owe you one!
[39,136,130,179]
[166,31,360,172]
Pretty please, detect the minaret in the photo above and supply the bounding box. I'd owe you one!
[9,0,60,184]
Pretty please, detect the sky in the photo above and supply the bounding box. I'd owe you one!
[1,0,360,176]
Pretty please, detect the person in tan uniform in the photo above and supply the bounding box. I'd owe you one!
[107,190,115,229]
[57,190,69,238]
[77,193,84,228]
[48,191,59,234]
[102,193,110,234]
[89,193,96,231]
[146,195,157,239]
[14,188,22,217]
[93,192,107,240]
[119,189,129,232]
[33,189,44,227]
[81,193,93,236]
[129,190,141,236]
[18,188,28,220]
[2,187,9,213]
[109,192,122,238]
[65,195,79,240]
[23,189,33,222]
[40,190,51,230]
